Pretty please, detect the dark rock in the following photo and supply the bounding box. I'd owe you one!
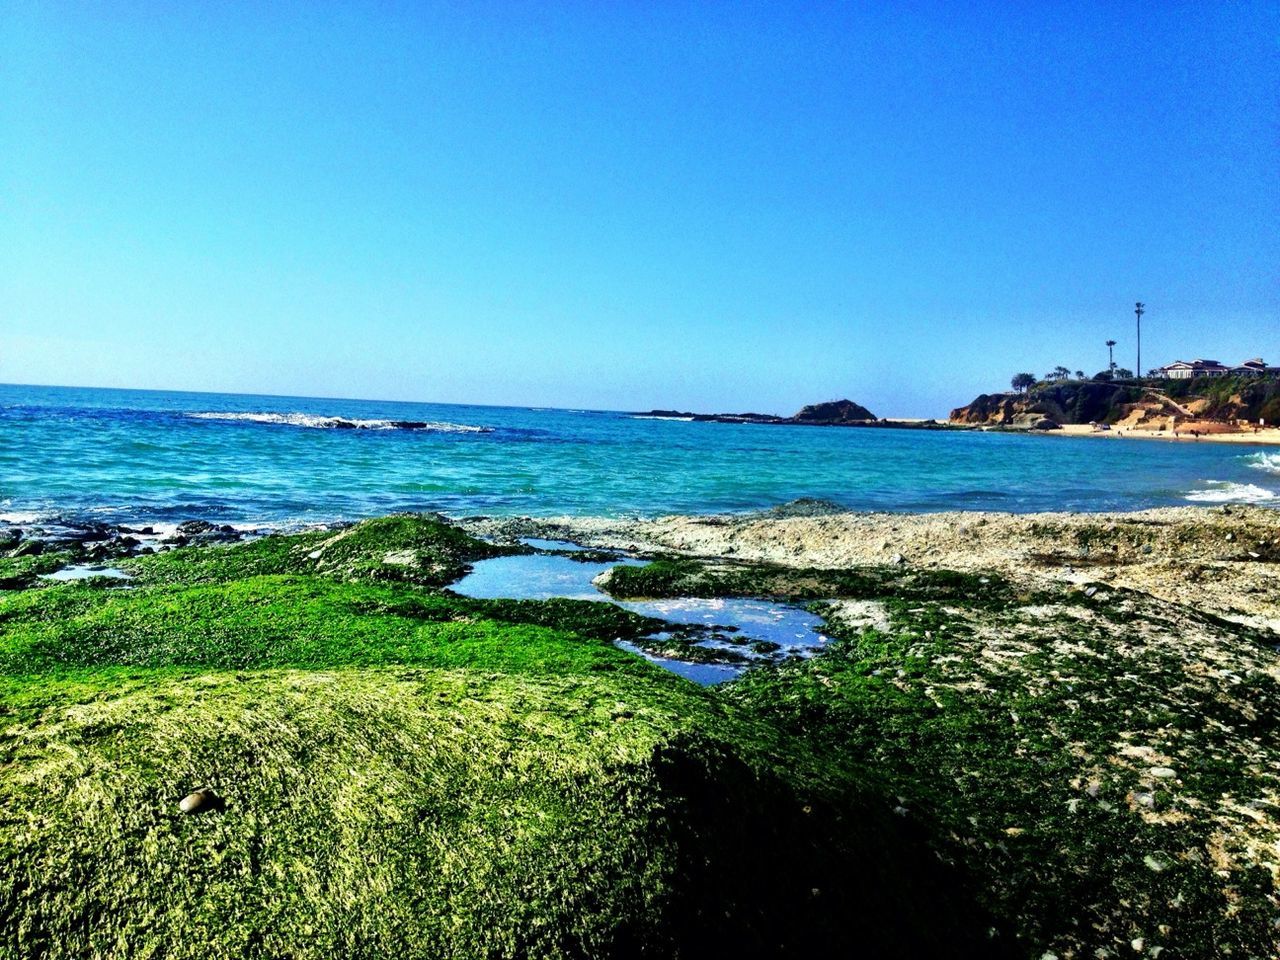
[762,498,849,519]
[11,539,44,558]
[41,520,113,544]
[176,520,218,535]
[0,529,21,551]
[791,399,877,423]
[165,520,243,546]
[1030,418,1060,431]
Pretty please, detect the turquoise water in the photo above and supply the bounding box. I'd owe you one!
[3,383,1278,526]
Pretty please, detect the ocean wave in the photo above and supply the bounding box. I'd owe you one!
[630,415,695,422]
[1245,452,1280,476]
[0,510,46,524]
[1184,481,1278,505]
[188,412,491,433]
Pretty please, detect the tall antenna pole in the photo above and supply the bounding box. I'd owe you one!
[1135,302,1145,378]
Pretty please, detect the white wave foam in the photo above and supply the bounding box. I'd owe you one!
[1245,452,1280,476]
[188,412,491,433]
[630,415,695,422]
[1185,481,1278,504]
[0,510,45,524]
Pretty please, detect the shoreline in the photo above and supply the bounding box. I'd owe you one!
[950,420,1280,446]
[1048,422,1280,446]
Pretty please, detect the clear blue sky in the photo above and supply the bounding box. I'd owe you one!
[3,2,1277,416]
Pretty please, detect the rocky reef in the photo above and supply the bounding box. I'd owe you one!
[464,503,1280,957]
[4,507,1277,958]
[640,397,878,425]
[0,513,1006,960]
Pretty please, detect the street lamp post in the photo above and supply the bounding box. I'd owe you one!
[1135,302,1145,379]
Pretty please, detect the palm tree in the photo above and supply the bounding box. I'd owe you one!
[1106,340,1116,373]
[1011,372,1036,394]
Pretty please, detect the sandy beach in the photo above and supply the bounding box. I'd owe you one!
[1052,422,1280,445]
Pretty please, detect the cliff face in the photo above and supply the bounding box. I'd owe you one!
[952,383,1152,427]
[1164,376,1280,423]
[951,377,1280,427]
[950,383,1140,426]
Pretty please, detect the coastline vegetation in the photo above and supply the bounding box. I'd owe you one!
[957,373,1280,428]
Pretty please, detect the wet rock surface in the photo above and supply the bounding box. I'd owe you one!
[459,503,1280,632]
[0,516,259,589]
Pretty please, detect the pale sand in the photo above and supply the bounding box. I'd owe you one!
[463,505,1280,632]
[1051,423,1280,446]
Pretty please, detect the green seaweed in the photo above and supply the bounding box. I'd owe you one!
[3,513,1275,958]
[122,514,520,588]
[0,551,75,590]
[0,530,1003,959]
[601,555,1014,608]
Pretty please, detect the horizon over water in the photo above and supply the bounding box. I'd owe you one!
[4,383,1278,528]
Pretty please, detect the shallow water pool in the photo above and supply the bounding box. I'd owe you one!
[40,565,133,582]
[451,546,831,684]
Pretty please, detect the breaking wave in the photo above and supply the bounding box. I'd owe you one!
[188,412,491,433]
[1244,452,1280,476]
[1184,481,1278,505]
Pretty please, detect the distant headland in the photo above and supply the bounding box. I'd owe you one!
[636,398,952,429]
[949,368,1280,444]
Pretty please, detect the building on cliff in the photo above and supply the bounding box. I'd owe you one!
[1156,357,1276,379]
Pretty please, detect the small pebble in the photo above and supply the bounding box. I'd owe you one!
[179,789,218,814]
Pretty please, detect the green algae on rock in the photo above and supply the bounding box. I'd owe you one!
[121,513,523,589]
[0,517,1003,960]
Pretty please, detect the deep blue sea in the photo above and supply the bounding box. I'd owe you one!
[3,383,1278,527]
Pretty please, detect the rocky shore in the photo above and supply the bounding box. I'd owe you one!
[3,504,1278,957]
[464,503,1280,955]
[461,503,1280,631]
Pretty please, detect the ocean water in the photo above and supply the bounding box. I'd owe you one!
[3,383,1277,527]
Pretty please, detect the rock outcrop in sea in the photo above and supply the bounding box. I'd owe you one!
[638,398,878,426]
